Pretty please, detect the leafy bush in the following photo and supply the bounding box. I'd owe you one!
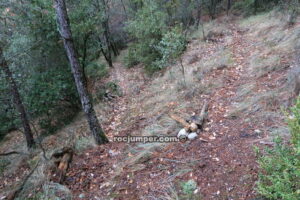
[25,66,80,135]
[182,179,197,195]
[256,97,300,200]
[94,81,123,102]
[0,73,19,140]
[85,62,108,80]
[232,0,281,15]
[179,179,201,200]
[288,97,300,152]
[126,1,187,73]
[123,46,139,68]
[155,26,186,68]
[126,0,167,73]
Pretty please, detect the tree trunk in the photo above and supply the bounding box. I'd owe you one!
[111,41,119,57]
[254,0,259,14]
[120,0,128,20]
[54,0,109,145]
[227,0,231,15]
[0,47,35,149]
[101,3,114,67]
[98,36,113,67]
[196,0,201,28]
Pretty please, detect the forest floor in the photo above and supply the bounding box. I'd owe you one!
[64,14,299,200]
[0,12,299,200]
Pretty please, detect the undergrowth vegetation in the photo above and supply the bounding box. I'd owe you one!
[125,0,187,73]
[256,97,300,200]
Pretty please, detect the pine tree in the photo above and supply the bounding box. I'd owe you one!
[54,0,109,145]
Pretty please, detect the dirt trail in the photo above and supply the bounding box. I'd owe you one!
[110,62,131,95]
[65,22,288,200]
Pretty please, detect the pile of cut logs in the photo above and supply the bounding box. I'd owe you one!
[170,102,208,141]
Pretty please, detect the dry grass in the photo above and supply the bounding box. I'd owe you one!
[2,10,299,200]
[227,10,300,120]
[227,90,282,118]
[190,17,232,41]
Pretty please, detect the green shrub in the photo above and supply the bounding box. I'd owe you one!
[256,97,300,200]
[179,179,201,200]
[85,62,108,80]
[182,179,197,195]
[126,0,167,73]
[123,46,139,68]
[94,81,123,102]
[288,97,300,152]
[154,26,186,68]
[232,0,281,15]
[0,73,20,140]
[25,66,80,135]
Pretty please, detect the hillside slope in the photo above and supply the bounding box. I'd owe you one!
[0,11,299,200]
[64,13,300,200]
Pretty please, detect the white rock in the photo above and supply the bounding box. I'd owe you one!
[188,132,198,140]
[177,128,188,138]
[254,129,261,134]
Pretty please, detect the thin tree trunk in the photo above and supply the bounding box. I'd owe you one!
[98,37,113,67]
[227,0,231,15]
[120,0,128,20]
[179,57,186,86]
[81,33,91,87]
[111,41,119,57]
[195,0,201,28]
[0,47,35,149]
[254,0,259,14]
[95,0,115,67]
[54,0,109,145]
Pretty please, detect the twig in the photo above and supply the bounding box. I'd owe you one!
[30,122,49,161]
[0,151,24,156]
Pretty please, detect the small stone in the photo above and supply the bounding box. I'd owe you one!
[79,194,85,198]
[108,150,119,157]
[188,132,198,140]
[254,129,261,134]
[177,128,188,138]
[213,157,220,162]
[209,136,216,140]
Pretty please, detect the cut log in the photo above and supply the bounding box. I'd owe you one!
[198,101,208,127]
[169,113,190,130]
[170,101,208,132]
[49,147,73,183]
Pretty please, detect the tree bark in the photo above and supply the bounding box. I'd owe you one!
[100,0,114,67]
[54,0,109,145]
[227,0,231,15]
[254,0,259,14]
[120,0,128,20]
[0,47,35,149]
